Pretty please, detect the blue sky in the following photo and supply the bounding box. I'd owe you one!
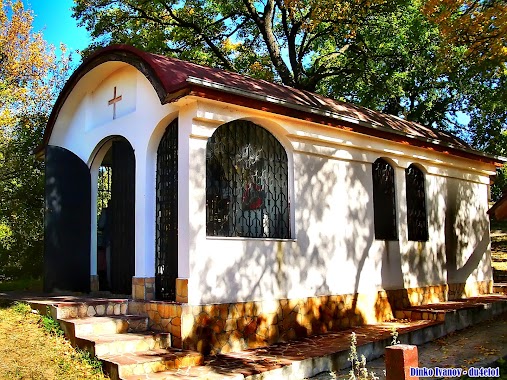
[23,0,90,59]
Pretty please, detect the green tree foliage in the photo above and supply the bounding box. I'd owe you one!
[73,0,507,198]
[73,0,409,88]
[73,1,506,147]
[0,0,70,279]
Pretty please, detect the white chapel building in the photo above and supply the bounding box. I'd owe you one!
[38,44,501,352]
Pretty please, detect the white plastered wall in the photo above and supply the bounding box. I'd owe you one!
[47,60,494,304]
[48,62,179,280]
[182,98,495,305]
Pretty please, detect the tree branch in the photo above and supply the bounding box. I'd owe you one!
[242,0,295,86]
[158,0,237,71]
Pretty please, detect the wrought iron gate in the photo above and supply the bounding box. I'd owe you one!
[156,119,178,300]
[110,139,136,295]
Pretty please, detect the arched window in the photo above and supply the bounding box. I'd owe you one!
[405,164,428,241]
[206,120,290,238]
[372,158,397,240]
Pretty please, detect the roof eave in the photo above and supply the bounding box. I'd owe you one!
[184,76,507,166]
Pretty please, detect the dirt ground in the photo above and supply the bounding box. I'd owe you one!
[490,220,507,282]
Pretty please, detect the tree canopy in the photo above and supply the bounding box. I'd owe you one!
[73,0,506,149]
[0,0,70,279]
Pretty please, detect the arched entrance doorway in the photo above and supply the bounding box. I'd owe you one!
[96,137,136,295]
[44,146,91,293]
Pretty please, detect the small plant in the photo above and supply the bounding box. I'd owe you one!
[390,327,400,346]
[75,348,104,375]
[348,332,379,380]
[38,306,64,337]
[12,301,31,314]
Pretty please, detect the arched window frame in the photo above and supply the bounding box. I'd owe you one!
[405,164,429,242]
[372,158,398,240]
[206,120,290,239]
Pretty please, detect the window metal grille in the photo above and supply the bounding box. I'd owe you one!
[206,121,290,239]
[372,158,397,240]
[156,119,178,301]
[406,164,428,241]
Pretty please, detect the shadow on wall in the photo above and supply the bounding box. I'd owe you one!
[195,145,379,304]
[403,174,490,303]
[182,143,405,353]
[184,139,490,354]
[444,178,490,299]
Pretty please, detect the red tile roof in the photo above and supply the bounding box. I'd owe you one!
[140,48,466,145]
[37,44,502,165]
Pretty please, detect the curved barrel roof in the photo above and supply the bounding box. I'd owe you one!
[37,44,502,165]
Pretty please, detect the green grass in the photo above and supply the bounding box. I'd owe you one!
[0,277,42,292]
[38,306,65,338]
[0,301,108,379]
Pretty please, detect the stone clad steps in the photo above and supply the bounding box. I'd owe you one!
[61,313,201,380]
[75,331,172,356]
[60,315,149,341]
[19,294,507,380]
[101,348,204,379]
[28,298,130,319]
[394,295,507,334]
[115,295,507,380]
[493,283,507,294]
[29,298,203,380]
[118,319,443,380]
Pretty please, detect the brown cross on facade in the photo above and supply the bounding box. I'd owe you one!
[108,86,122,119]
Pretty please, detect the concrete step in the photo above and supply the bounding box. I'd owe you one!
[394,295,507,334]
[115,320,444,380]
[76,331,171,356]
[60,315,149,343]
[55,299,130,319]
[100,348,204,380]
[28,298,130,319]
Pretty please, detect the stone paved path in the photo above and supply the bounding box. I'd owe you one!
[309,312,507,380]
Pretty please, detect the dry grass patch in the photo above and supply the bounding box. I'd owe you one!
[489,221,507,276]
[491,235,507,273]
[0,301,108,380]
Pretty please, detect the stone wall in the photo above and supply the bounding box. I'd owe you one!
[179,291,393,354]
[127,281,492,354]
[448,280,492,300]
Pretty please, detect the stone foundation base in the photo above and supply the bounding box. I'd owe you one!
[132,277,155,300]
[176,278,188,303]
[493,284,507,295]
[90,275,99,292]
[383,280,493,310]
[385,284,448,310]
[127,280,493,355]
[448,280,492,299]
